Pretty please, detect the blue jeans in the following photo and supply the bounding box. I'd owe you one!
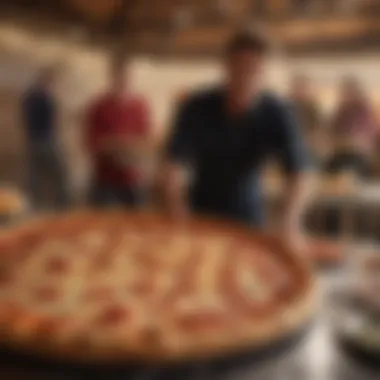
[27,142,69,210]
[88,182,145,209]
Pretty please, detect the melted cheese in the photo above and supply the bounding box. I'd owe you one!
[238,265,271,302]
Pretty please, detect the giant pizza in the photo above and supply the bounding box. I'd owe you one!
[0,210,316,364]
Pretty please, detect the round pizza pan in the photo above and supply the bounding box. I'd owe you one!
[0,210,317,378]
[0,323,311,379]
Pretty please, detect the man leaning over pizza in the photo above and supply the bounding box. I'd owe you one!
[161,28,315,256]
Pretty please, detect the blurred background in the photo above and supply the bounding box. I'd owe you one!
[0,0,380,240]
[1,3,380,379]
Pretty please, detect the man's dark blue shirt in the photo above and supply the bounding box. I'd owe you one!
[22,87,56,143]
[166,87,311,226]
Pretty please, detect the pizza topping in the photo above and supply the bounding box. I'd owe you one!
[96,305,130,327]
[0,236,14,256]
[0,233,38,262]
[80,231,107,249]
[238,266,272,303]
[135,248,157,269]
[128,278,155,297]
[11,314,43,338]
[83,286,114,302]
[35,317,68,339]
[92,254,113,271]
[176,311,230,332]
[33,286,60,303]
[0,267,13,287]
[45,257,70,275]
[141,325,163,346]
[255,254,286,282]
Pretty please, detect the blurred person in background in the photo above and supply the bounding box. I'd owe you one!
[289,74,326,164]
[22,66,70,211]
[86,54,151,208]
[325,77,378,179]
[162,29,314,252]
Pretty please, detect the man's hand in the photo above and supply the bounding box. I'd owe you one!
[161,162,190,223]
[280,172,316,259]
[279,228,309,259]
[167,200,190,223]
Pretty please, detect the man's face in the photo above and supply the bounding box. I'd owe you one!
[225,50,264,94]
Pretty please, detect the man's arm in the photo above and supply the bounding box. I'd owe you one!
[161,162,190,219]
[161,100,196,219]
[273,101,316,252]
[281,172,316,237]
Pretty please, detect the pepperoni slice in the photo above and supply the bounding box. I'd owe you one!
[254,254,296,299]
[0,236,14,256]
[11,314,42,336]
[0,303,21,324]
[135,248,156,269]
[176,311,229,332]
[34,286,60,303]
[129,279,155,297]
[35,317,68,339]
[0,267,13,288]
[92,254,113,271]
[46,218,92,238]
[83,286,114,302]
[0,232,38,262]
[96,305,130,327]
[45,257,70,275]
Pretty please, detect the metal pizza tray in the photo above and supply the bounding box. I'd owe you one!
[0,324,311,380]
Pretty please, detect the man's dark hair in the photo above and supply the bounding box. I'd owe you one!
[225,28,271,56]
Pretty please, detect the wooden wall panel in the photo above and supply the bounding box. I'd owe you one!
[173,26,231,53]
[267,0,291,14]
[66,0,122,22]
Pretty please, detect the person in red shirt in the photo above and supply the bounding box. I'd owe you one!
[326,77,378,178]
[86,55,151,207]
